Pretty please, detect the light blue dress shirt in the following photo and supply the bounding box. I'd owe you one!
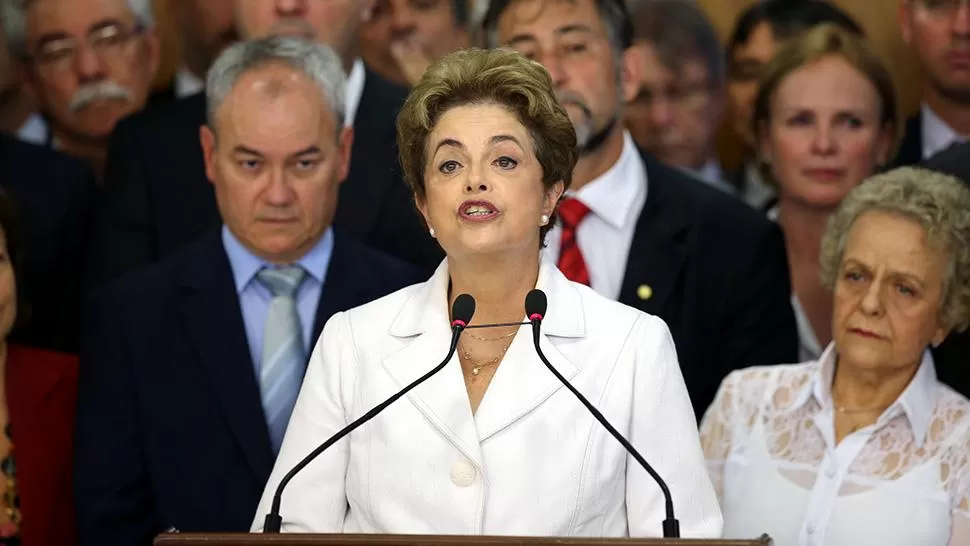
[221,225,335,372]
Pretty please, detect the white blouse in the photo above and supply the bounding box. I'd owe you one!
[699,344,970,546]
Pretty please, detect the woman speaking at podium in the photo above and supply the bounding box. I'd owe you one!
[252,48,721,538]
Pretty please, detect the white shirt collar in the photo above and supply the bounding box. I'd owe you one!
[921,103,967,159]
[741,160,776,211]
[794,343,939,447]
[344,58,366,128]
[568,131,647,230]
[791,295,823,362]
[175,67,205,99]
[16,113,47,145]
[694,159,735,195]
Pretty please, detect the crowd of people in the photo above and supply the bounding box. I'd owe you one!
[1,0,970,545]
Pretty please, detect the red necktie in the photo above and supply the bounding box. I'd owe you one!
[557,197,592,285]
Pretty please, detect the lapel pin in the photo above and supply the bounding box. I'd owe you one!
[637,284,653,301]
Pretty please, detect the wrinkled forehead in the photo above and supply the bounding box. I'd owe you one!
[26,0,139,39]
[215,68,338,150]
[498,0,605,42]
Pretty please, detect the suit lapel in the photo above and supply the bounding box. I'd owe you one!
[893,113,923,167]
[618,154,690,317]
[474,261,583,441]
[381,262,484,465]
[311,234,369,338]
[179,232,274,481]
[336,69,407,240]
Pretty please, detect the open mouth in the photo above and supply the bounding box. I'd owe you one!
[459,200,499,221]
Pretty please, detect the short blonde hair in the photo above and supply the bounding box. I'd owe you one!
[820,167,970,332]
[396,47,577,241]
[752,24,901,185]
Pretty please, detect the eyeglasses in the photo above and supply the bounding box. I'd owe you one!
[25,23,144,73]
[915,0,970,18]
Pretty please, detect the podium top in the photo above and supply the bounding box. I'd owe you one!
[154,533,772,546]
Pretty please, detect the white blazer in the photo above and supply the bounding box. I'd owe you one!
[251,258,722,537]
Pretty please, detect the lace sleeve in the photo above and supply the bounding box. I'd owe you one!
[950,462,970,546]
[699,367,775,500]
[948,419,970,546]
[698,380,729,499]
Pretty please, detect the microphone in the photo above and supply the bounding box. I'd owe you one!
[524,289,681,538]
[261,293,476,533]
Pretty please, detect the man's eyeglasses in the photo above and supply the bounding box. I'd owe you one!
[627,81,713,115]
[24,23,144,73]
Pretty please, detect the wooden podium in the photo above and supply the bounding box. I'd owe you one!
[154,534,772,545]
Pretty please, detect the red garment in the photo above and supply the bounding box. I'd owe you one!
[556,197,592,285]
[6,345,79,546]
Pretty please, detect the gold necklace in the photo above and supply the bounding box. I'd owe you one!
[833,396,889,433]
[460,339,513,377]
[832,392,891,415]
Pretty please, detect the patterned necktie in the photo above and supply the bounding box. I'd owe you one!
[255,266,307,455]
[557,197,592,285]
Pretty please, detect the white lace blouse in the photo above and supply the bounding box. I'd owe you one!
[699,344,970,546]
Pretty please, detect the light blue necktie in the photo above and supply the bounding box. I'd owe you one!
[256,266,307,455]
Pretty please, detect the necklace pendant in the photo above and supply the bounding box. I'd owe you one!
[471,366,481,376]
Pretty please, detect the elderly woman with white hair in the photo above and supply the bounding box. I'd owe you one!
[701,166,970,546]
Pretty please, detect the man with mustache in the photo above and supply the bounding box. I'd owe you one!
[895,0,970,165]
[0,0,159,177]
[91,0,443,288]
[483,0,798,418]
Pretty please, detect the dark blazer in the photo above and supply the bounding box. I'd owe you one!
[619,152,799,418]
[890,113,923,168]
[90,67,442,287]
[0,134,95,353]
[918,143,970,399]
[6,345,79,546]
[74,231,424,545]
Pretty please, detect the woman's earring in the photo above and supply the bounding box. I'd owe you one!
[429,227,436,238]
[540,214,550,226]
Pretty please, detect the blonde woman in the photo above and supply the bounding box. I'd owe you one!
[751,24,901,362]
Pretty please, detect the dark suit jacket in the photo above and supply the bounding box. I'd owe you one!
[918,143,970,399]
[620,152,799,417]
[74,231,424,545]
[0,134,95,353]
[891,113,923,168]
[90,67,442,288]
[7,345,79,546]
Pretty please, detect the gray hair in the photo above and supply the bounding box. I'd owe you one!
[820,167,970,333]
[205,36,347,131]
[627,0,725,88]
[0,0,155,57]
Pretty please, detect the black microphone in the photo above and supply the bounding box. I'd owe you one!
[262,293,476,533]
[524,289,681,538]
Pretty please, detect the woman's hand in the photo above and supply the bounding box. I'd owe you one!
[391,36,433,86]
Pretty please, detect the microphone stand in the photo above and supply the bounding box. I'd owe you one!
[526,292,681,538]
[262,310,472,532]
